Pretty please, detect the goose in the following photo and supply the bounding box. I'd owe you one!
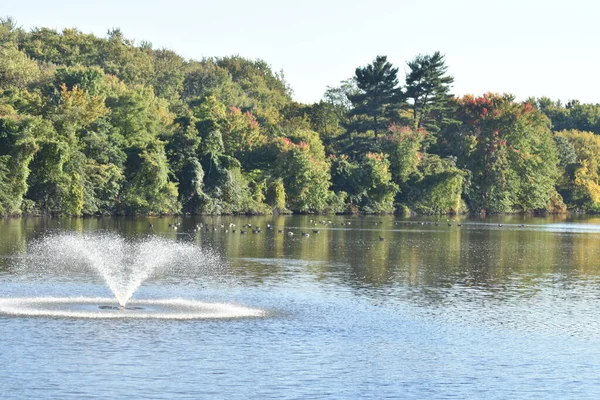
[378,236,385,241]
[302,232,309,237]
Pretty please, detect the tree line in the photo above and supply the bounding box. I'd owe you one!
[1,18,600,216]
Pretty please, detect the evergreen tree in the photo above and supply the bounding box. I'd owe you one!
[347,56,403,136]
[404,51,455,133]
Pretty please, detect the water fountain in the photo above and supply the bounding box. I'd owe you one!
[0,232,264,319]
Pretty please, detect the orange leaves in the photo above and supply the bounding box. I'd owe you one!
[365,152,385,162]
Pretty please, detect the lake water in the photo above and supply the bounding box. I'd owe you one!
[1,215,600,399]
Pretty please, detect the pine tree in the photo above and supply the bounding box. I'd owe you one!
[347,56,403,136]
[405,51,455,133]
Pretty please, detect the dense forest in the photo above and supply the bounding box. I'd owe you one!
[1,18,600,216]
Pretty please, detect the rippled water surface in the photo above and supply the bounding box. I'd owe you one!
[2,215,600,399]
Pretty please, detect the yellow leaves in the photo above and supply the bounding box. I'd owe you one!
[574,160,600,204]
[558,129,600,207]
[57,83,108,128]
[0,103,16,118]
[103,74,128,96]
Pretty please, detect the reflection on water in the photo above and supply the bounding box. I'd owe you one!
[2,215,600,398]
[3,215,600,305]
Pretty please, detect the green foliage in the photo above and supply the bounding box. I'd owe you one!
[403,154,466,214]
[0,115,40,214]
[266,178,286,211]
[0,20,596,217]
[378,124,426,184]
[303,101,345,140]
[357,153,399,213]
[348,56,404,136]
[555,130,600,210]
[553,135,577,168]
[275,135,334,213]
[216,56,292,124]
[106,85,173,147]
[53,66,106,95]
[537,98,600,134]
[444,94,559,213]
[0,45,41,89]
[404,51,456,132]
[119,141,179,214]
[151,49,185,101]
[182,59,247,106]
[331,153,399,213]
[0,17,22,47]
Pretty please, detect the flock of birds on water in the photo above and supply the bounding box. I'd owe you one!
[148,219,526,242]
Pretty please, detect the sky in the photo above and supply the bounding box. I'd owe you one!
[4,0,599,104]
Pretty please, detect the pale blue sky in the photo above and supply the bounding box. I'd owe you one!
[4,0,599,104]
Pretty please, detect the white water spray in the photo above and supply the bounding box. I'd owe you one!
[24,232,221,307]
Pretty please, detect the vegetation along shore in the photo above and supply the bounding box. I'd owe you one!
[1,18,600,217]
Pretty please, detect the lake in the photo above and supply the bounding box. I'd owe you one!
[1,215,600,399]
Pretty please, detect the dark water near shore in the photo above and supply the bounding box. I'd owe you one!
[1,215,600,399]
